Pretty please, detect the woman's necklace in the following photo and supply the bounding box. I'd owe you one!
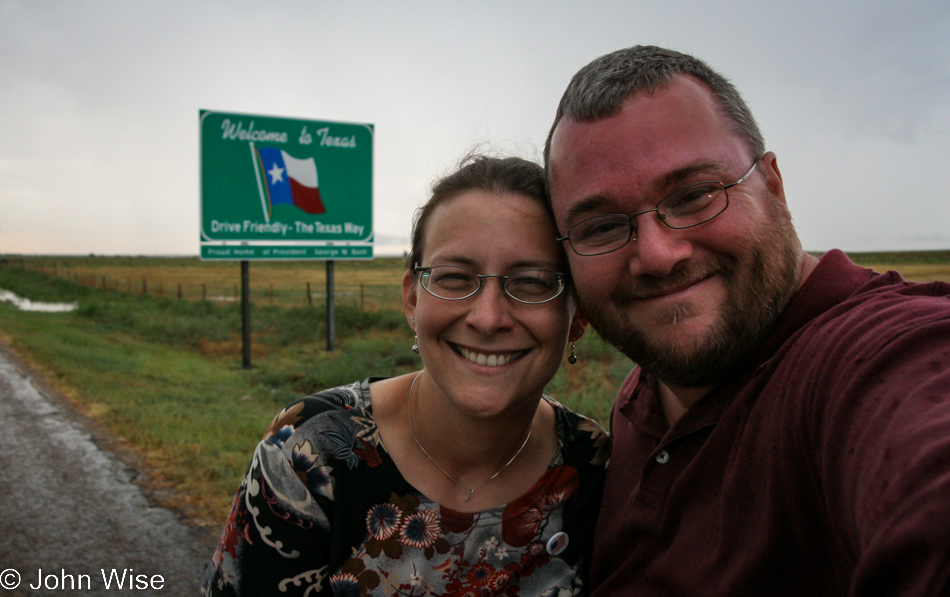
[406,372,532,502]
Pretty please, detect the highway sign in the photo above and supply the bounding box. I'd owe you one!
[200,110,373,260]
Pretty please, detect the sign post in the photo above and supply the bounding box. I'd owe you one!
[326,260,335,351]
[241,261,251,369]
[199,110,373,366]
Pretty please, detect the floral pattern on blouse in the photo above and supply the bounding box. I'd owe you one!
[203,378,610,597]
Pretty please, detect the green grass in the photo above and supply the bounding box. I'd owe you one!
[0,262,627,526]
[5,255,408,309]
[842,249,950,265]
[0,304,273,521]
[1,251,946,528]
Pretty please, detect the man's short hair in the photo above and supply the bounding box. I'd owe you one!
[543,45,765,175]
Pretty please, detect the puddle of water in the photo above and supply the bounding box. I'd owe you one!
[0,289,78,312]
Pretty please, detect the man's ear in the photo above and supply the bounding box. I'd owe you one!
[761,151,787,207]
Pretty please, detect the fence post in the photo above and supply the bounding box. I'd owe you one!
[307,282,313,306]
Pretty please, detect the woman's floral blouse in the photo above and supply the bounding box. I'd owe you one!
[203,378,610,596]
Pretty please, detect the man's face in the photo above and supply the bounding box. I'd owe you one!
[547,75,802,388]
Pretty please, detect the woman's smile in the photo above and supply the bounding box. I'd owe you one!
[453,344,529,368]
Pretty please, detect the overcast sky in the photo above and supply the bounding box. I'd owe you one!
[1,0,948,256]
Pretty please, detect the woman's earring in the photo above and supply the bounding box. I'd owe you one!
[410,317,419,353]
[568,342,578,364]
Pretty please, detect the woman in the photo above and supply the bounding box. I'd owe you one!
[203,155,610,596]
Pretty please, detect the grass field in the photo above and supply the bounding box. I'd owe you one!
[834,249,950,282]
[0,256,629,529]
[9,255,407,310]
[0,250,947,530]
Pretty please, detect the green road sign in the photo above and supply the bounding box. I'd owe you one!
[200,110,373,260]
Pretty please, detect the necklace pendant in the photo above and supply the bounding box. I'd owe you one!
[465,489,474,501]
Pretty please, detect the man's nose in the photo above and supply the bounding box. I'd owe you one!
[627,214,694,278]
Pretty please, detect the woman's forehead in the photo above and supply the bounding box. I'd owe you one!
[422,190,563,267]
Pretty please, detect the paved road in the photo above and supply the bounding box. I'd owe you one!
[0,346,217,596]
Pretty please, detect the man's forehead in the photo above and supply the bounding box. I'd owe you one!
[549,79,739,184]
[548,113,621,177]
[549,76,723,151]
[547,110,645,198]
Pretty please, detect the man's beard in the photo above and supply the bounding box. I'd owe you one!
[579,200,801,388]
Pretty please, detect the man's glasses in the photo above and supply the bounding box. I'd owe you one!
[414,264,567,304]
[557,159,760,256]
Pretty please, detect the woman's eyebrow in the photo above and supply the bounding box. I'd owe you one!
[429,255,561,271]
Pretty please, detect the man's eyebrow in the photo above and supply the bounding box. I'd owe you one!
[660,160,728,189]
[564,194,611,225]
[561,160,730,226]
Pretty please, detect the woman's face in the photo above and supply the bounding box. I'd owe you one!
[403,189,585,418]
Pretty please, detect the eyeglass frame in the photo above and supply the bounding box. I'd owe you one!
[412,263,568,304]
[556,158,761,256]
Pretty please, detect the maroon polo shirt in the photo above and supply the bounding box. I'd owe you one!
[591,250,950,596]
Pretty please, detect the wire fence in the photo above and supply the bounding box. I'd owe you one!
[9,258,405,312]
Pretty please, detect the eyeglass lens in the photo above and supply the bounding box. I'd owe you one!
[420,265,564,303]
[567,181,728,256]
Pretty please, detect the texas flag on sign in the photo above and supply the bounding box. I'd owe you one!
[255,146,326,216]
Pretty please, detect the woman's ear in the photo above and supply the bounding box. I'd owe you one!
[402,269,418,328]
[569,307,589,343]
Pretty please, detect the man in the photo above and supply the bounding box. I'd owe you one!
[545,45,950,595]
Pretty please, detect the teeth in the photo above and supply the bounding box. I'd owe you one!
[458,347,522,367]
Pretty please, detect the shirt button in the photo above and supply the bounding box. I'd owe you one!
[655,450,670,464]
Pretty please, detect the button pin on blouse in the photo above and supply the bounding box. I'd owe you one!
[546,532,569,555]
[655,450,670,464]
